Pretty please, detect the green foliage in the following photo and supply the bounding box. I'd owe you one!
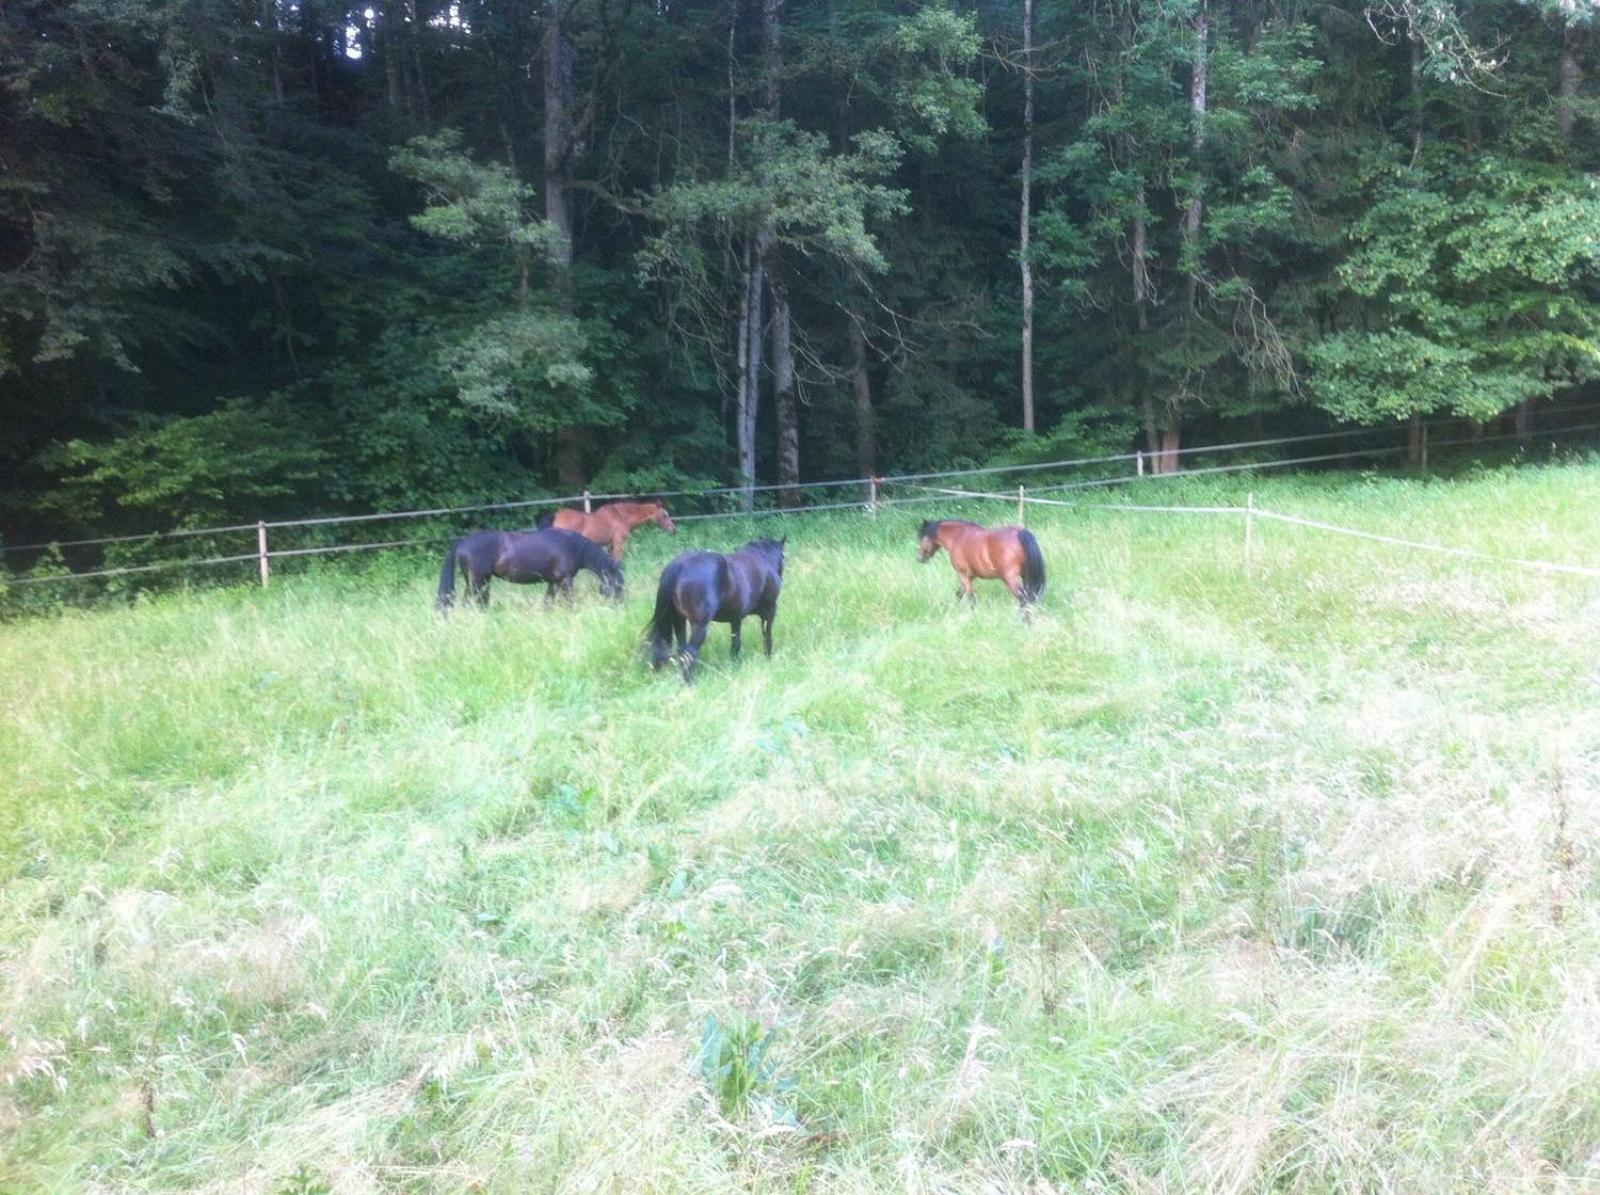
[36,399,330,528]
[696,1013,789,1116]
[1308,155,1600,422]
[390,132,562,260]
[883,6,988,152]
[1,0,1597,542]
[641,120,909,281]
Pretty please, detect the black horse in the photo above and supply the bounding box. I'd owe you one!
[437,527,623,610]
[648,538,785,682]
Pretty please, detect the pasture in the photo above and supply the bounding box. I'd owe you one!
[5,464,1600,1191]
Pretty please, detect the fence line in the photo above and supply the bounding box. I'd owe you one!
[15,404,1600,560]
[3,552,268,586]
[900,483,1600,580]
[1251,510,1600,578]
[9,414,1600,591]
[2,498,894,587]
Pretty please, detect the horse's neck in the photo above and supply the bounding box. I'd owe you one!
[614,503,651,527]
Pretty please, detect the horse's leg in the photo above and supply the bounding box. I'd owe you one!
[730,618,742,661]
[673,615,687,657]
[470,568,490,608]
[682,620,709,683]
[760,610,774,657]
[545,579,559,605]
[560,576,576,604]
[956,570,975,604]
[1002,569,1027,605]
[610,533,625,562]
[1003,568,1035,621]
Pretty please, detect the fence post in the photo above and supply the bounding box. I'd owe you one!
[1136,450,1145,477]
[1244,492,1256,579]
[582,490,592,513]
[867,476,879,513]
[257,521,270,588]
[1018,484,1026,526]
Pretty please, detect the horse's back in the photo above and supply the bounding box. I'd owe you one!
[664,551,732,621]
[950,523,1024,578]
[549,508,587,533]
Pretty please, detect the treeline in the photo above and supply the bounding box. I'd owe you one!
[2,0,1596,542]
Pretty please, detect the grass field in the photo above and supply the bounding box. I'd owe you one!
[6,463,1600,1192]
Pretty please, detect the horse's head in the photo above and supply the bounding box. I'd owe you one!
[600,562,625,601]
[917,520,943,562]
[650,504,677,534]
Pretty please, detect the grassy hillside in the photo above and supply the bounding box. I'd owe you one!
[5,465,1600,1191]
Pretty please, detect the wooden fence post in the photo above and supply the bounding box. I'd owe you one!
[1018,484,1026,526]
[1136,450,1145,477]
[257,521,270,588]
[582,490,592,513]
[867,476,879,513]
[1244,492,1256,579]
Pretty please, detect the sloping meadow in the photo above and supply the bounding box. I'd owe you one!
[5,464,1600,1191]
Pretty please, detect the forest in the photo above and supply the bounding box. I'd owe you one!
[2,0,1597,543]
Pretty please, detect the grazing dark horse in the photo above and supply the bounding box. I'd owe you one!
[437,527,623,610]
[917,519,1045,608]
[647,538,785,682]
[537,500,676,562]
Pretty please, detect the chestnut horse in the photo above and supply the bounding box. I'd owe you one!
[538,500,676,561]
[917,519,1045,608]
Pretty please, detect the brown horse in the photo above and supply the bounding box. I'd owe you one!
[538,500,676,561]
[917,519,1046,608]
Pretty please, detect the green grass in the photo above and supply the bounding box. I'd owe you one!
[6,463,1600,1191]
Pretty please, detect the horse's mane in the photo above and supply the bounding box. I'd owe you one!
[740,537,785,555]
[920,518,982,537]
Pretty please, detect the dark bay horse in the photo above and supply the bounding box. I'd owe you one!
[647,538,785,682]
[918,519,1045,608]
[438,527,623,610]
[538,500,676,561]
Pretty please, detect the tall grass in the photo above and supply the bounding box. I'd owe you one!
[5,463,1600,1191]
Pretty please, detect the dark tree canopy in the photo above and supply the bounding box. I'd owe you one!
[1,0,1596,539]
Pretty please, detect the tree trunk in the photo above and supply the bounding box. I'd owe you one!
[545,0,585,489]
[761,0,783,113]
[1409,37,1424,166]
[1159,426,1181,475]
[1131,209,1152,454]
[406,0,431,125]
[544,1,574,269]
[1516,398,1533,442]
[733,0,783,510]
[849,314,875,484]
[1162,0,1207,475]
[737,239,766,510]
[1141,395,1160,458]
[1406,410,1425,467]
[727,0,738,166]
[1183,0,1207,308]
[383,3,403,116]
[1559,23,1581,143]
[1019,0,1036,433]
[771,277,799,506]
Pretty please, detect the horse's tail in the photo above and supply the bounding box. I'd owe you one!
[1018,529,1046,603]
[437,539,460,611]
[536,511,557,529]
[647,558,682,668]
